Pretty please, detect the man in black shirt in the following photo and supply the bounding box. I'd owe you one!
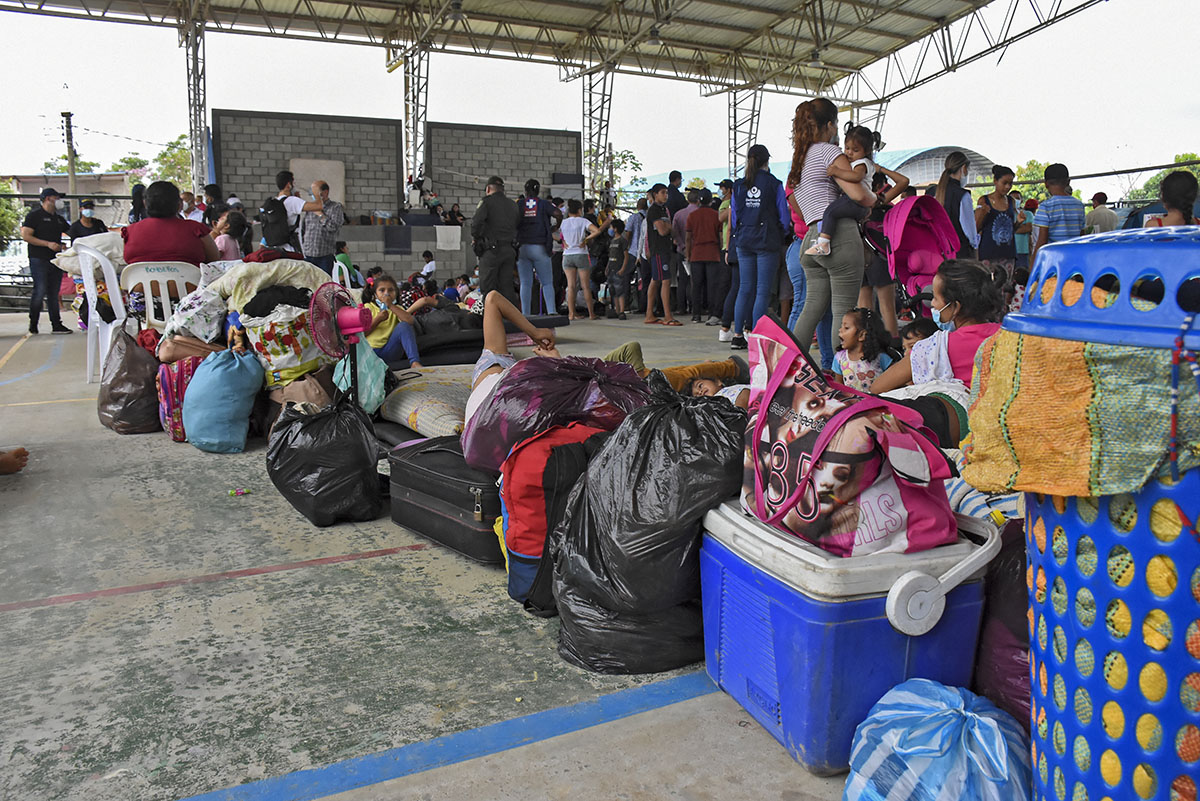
[666,170,687,218]
[642,183,679,326]
[470,176,519,304]
[67,199,109,242]
[20,188,72,335]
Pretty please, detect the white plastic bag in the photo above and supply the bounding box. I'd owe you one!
[843,679,1031,801]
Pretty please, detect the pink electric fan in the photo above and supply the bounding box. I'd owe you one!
[309,282,374,403]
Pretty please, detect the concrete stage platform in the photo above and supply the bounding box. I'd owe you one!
[0,310,842,801]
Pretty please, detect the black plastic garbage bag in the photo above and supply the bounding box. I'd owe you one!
[461,356,649,473]
[266,399,384,527]
[97,319,163,434]
[553,372,746,614]
[556,585,704,675]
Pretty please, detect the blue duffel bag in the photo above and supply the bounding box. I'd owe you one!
[182,350,264,453]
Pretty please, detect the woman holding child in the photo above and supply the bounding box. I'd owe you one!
[789,98,877,365]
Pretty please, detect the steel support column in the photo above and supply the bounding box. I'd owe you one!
[728,86,762,180]
[582,68,613,197]
[403,45,429,189]
[182,18,207,194]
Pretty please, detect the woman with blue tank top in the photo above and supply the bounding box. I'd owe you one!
[515,178,563,315]
[974,165,1019,286]
[728,143,791,350]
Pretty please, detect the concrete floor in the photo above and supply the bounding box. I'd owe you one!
[0,310,843,801]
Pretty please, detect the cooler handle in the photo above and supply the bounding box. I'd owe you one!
[885,515,1002,637]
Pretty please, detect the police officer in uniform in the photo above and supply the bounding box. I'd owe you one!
[470,176,519,304]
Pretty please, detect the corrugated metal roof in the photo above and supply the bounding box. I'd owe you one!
[0,0,998,95]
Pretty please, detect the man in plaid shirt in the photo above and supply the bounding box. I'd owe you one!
[299,180,345,273]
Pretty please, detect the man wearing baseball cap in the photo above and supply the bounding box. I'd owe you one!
[1031,163,1086,265]
[20,188,73,335]
[1085,191,1119,234]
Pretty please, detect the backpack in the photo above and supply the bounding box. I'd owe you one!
[156,355,204,442]
[498,423,609,615]
[259,197,294,248]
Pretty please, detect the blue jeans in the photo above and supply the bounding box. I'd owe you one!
[786,239,834,367]
[733,247,779,335]
[721,251,739,328]
[372,320,421,366]
[517,243,555,315]
[306,254,335,274]
[29,257,64,329]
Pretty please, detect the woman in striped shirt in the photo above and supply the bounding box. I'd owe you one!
[788,98,876,365]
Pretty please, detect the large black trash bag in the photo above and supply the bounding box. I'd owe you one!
[552,373,746,674]
[554,371,747,614]
[555,586,704,675]
[266,399,385,527]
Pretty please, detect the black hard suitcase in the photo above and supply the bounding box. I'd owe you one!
[388,436,503,564]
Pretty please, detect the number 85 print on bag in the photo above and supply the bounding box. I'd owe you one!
[741,315,958,557]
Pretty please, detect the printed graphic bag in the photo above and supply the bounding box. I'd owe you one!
[240,304,332,388]
[156,355,203,442]
[742,315,957,557]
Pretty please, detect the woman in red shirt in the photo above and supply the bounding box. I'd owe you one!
[122,181,220,266]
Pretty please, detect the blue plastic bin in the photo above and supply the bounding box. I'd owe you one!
[700,502,995,775]
[1010,228,1200,801]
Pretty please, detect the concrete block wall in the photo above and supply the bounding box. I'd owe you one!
[338,226,474,281]
[212,109,403,216]
[424,122,581,212]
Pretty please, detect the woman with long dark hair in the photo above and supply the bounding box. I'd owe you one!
[789,98,876,365]
[934,151,978,258]
[128,183,148,224]
[727,143,790,349]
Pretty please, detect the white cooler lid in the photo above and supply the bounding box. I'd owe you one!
[703,501,993,601]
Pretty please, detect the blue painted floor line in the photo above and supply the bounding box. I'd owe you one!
[0,338,64,387]
[183,671,717,801]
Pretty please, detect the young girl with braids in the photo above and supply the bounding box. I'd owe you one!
[832,307,894,392]
[804,123,884,257]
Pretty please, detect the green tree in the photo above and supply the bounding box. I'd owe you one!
[1126,153,1200,201]
[151,134,192,188]
[585,147,646,207]
[1014,159,1050,203]
[42,153,101,174]
[110,154,150,188]
[0,180,23,250]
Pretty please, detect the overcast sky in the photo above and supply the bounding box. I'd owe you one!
[2,0,1196,201]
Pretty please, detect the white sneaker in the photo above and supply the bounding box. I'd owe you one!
[718,328,733,342]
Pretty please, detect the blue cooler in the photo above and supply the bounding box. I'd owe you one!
[700,502,1000,775]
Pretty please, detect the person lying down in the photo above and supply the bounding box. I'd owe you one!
[465,290,749,426]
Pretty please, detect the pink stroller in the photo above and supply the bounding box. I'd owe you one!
[880,195,959,309]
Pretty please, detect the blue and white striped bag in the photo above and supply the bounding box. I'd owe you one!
[843,679,1031,801]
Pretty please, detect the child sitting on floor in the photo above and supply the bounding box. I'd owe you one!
[900,317,938,356]
[805,123,883,257]
[832,307,893,392]
[363,274,436,368]
[684,377,750,409]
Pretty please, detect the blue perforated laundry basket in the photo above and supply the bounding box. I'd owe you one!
[1013,229,1200,801]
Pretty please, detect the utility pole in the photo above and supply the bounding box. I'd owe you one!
[62,111,77,219]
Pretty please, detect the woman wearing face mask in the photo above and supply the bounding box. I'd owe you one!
[68,199,109,242]
[870,259,1003,395]
[934,151,978,259]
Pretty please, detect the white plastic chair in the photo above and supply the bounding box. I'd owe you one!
[119,261,201,332]
[332,261,353,289]
[75,243,128,384]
